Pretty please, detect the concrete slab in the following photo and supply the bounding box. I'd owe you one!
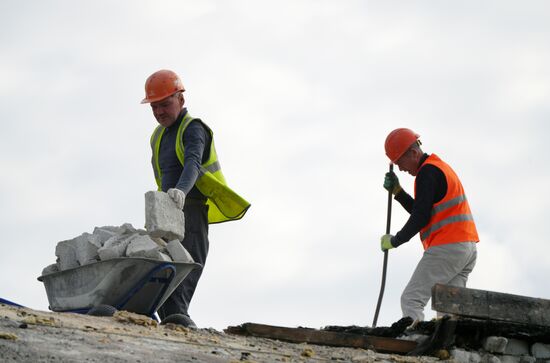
[144,191,185,241]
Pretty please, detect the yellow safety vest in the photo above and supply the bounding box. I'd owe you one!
[150,112,250,224]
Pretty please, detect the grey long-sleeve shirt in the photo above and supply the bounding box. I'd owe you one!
[158,108,212,200]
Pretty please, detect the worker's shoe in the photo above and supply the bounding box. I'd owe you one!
[405,318,422,332]
[161,313,197,329]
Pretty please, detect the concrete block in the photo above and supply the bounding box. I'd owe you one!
[126,235,159,257]
[144,191,185,241]
[484,336,508,354]
[41,263,59,276]
[97,233,138,261]
[55,240,79,270]
[166,240,194,263]
[73,233,102,265]
[451,348,482,363]
[531,343,550,359]
[120,223,137,234]
[92,227,119,245]
[504,339,529,356]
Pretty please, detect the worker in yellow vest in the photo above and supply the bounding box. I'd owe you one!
[381,128,479,324]
[141,69,250,328]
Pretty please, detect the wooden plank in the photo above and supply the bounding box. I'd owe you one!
[225,323,417,354]
[432,284,550,327]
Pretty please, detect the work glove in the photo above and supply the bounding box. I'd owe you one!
[380,234,395,252]
[167,188,185,210]
[383,171,402,195]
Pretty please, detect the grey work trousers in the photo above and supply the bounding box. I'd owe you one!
[401,241,477,321]
[158,202,209,320]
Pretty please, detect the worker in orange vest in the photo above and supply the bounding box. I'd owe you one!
[381,128,479,323]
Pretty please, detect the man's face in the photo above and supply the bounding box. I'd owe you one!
[150,93,183,127]
[395,148,420,176]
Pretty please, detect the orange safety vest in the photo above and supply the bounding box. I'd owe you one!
[415,154,479,250]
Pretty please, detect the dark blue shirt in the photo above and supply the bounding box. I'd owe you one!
[158,108,212,200]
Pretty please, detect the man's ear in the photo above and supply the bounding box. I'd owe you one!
[412,146,423,160]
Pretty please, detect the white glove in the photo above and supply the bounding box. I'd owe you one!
[167,188,185,210]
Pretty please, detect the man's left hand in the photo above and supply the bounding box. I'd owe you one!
[167,188,186,210]
[380,234,395,251]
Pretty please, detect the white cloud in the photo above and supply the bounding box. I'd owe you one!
[1,0,550,330]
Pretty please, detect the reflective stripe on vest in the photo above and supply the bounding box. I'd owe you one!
[416,154,479,250]
[150,113,250,224]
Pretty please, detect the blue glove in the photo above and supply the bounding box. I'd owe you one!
[380,234,395,251]
[383,171,402,195]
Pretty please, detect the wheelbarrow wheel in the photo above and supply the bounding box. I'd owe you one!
[160,313,197,328]
[87,304,117,317]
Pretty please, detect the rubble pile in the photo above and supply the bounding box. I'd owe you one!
[41,191,191,276]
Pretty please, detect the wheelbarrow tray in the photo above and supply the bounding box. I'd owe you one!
[37,257,200,315]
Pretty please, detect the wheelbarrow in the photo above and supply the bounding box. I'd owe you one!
[37,257,200,318]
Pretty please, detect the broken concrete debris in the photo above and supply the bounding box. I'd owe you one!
[42,191,191,276]
[43,224,192,276]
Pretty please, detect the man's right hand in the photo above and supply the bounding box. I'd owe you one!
[383,171,402,195]
[167,188,186,210]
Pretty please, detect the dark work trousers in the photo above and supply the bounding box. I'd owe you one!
[158,201,209,320]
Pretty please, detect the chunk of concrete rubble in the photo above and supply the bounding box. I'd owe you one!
[450,348,482,363]
[144,249,173,262]
[484,336,508,354]
[144,191,185,241]
[97,233,139,261]
[531,343,550,359]
[55,232,103,269]
[166,240,194,263]
[504,339,529,356]
[74,233,103,265]
[151,237,168,248]
[41,263,59,276]
[126,235,162,258]
[55,240,79,270]
[96,223,137,235]
[91,227,119,245]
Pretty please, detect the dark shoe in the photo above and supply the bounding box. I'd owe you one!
[87,304,117,317]
[160,313,197,328]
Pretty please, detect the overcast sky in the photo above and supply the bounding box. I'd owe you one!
[1,1,550,330]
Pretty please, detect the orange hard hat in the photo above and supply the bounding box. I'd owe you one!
[141,69,185,104]
[384,128,420,162]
